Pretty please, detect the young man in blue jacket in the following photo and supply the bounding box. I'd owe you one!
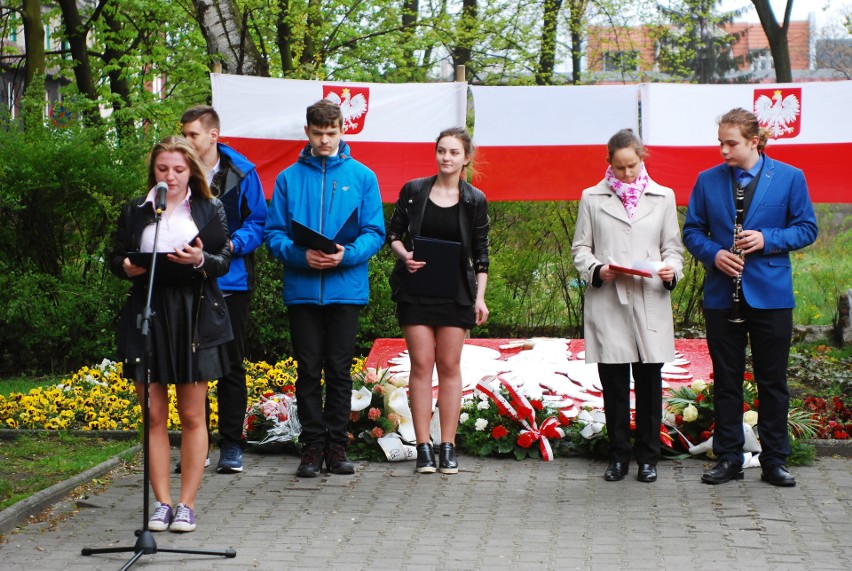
[264,100,385,477]
[181,105,268,474]
[684,108,817,487]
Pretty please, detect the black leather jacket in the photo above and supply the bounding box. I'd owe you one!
[109,194,233,354]
[387,175,489,302]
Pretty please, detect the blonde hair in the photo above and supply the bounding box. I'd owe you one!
[147,136,212,199]
[718,108,770,152]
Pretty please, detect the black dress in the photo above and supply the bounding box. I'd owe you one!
[397,199,476,329]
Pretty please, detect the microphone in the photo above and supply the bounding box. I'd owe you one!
[154,182,168,214]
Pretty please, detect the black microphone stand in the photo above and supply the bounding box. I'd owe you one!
[82,202,236,569]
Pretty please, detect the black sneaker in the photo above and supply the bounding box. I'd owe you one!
[325,443,355,475]
[296,445,324,478]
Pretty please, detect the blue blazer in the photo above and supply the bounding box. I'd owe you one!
[683,155,817,310]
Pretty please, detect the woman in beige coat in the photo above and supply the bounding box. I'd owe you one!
[572,129,684,483]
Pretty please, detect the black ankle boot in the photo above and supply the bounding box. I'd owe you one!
[415,443,436,474]
[438,442,458,474]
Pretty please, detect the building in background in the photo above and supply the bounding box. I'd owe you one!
[586,12,849,83]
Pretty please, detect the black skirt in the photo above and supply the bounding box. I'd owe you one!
[397,301,475,329]
[121,283,227,384]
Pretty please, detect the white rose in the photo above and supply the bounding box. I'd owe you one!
[743,410,759,427]
[459,412,470,423]
[683,404,699,423]
[474,418,489,431]
[477,400,490,410]
[691,379,707,392]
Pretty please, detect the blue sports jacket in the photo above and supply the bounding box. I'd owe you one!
[264,141,385,305]
[683,154,817,310]
[216,143,268,292]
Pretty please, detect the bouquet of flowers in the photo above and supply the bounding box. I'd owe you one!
[663,378,725,454]
[243,391,301,451]
[457,376,575,461]
[348,367,414,461]
[664,374,818,465]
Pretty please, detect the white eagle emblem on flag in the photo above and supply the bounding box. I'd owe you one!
[753,88,802,139]
[324,86,369,134]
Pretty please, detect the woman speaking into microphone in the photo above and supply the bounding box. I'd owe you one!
[109,135,232,532]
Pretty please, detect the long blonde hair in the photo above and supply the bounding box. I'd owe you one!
[147,135,212,199]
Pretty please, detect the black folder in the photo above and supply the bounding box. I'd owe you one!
[291,208,359,255]
[126,215,229,284]
[407,236,461,298]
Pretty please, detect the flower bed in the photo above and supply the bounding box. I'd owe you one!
[0,351,846,467]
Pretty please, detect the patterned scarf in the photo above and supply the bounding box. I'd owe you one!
[605,163,650,220]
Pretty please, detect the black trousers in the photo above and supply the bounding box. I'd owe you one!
[289,304,361,448]
[598,362,663,465]
[216,291,252,445]
[704,306,793,468]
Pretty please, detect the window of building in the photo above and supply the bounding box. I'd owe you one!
[750,49,774,71]
[603,50,640,73]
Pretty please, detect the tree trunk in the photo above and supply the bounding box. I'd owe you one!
[300,0,322,68]
[400,0,419,79]
[193,0,269,76]
[102,7,134,141]
[568,1,588,84]
[21,0,45,94]
[452,0,477,78]
[57,0,102,126]
[536,0,563,85]
[751,0,793,83]
[277,0,294,73]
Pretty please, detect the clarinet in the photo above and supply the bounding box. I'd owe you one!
[729,183,746,324]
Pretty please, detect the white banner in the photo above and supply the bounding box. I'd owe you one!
[641,81,852,146]
[212,74,467,142]
[471,85,640,145]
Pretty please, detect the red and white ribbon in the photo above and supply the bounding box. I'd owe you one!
[476,375,565,461]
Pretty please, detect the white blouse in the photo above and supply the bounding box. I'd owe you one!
[139,187,199,253]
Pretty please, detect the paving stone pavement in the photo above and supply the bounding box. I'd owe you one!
[1,449,850,570]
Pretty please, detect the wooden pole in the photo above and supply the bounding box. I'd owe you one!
[455,65,466,82]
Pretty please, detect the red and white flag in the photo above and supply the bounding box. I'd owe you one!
[641,82,852,204]
[470,85,640,201]
[212,74,467,200]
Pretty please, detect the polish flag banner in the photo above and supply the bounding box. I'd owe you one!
[470,85,640,201]
[641,82,852,204]
[211,74,467,200]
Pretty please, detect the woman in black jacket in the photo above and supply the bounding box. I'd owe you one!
[109,136,232,533]
[387,128,490,474]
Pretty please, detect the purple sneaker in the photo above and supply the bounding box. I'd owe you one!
[169,503,196,532]
[148,502,172,532]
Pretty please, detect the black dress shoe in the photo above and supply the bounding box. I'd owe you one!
[604,460,627,481]
[296,445,325,478]
[761,464,796,487]
[637,464,657,483]
[438,442,458,474]
[325,443,355,475]
[701,460,744,484]
[415,443,436,474]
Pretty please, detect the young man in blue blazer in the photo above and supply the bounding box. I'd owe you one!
[684,108,817,487]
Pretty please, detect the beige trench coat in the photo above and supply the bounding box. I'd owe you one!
[572,179,684,364]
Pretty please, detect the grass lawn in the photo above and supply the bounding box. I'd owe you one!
[0,433,138,512]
